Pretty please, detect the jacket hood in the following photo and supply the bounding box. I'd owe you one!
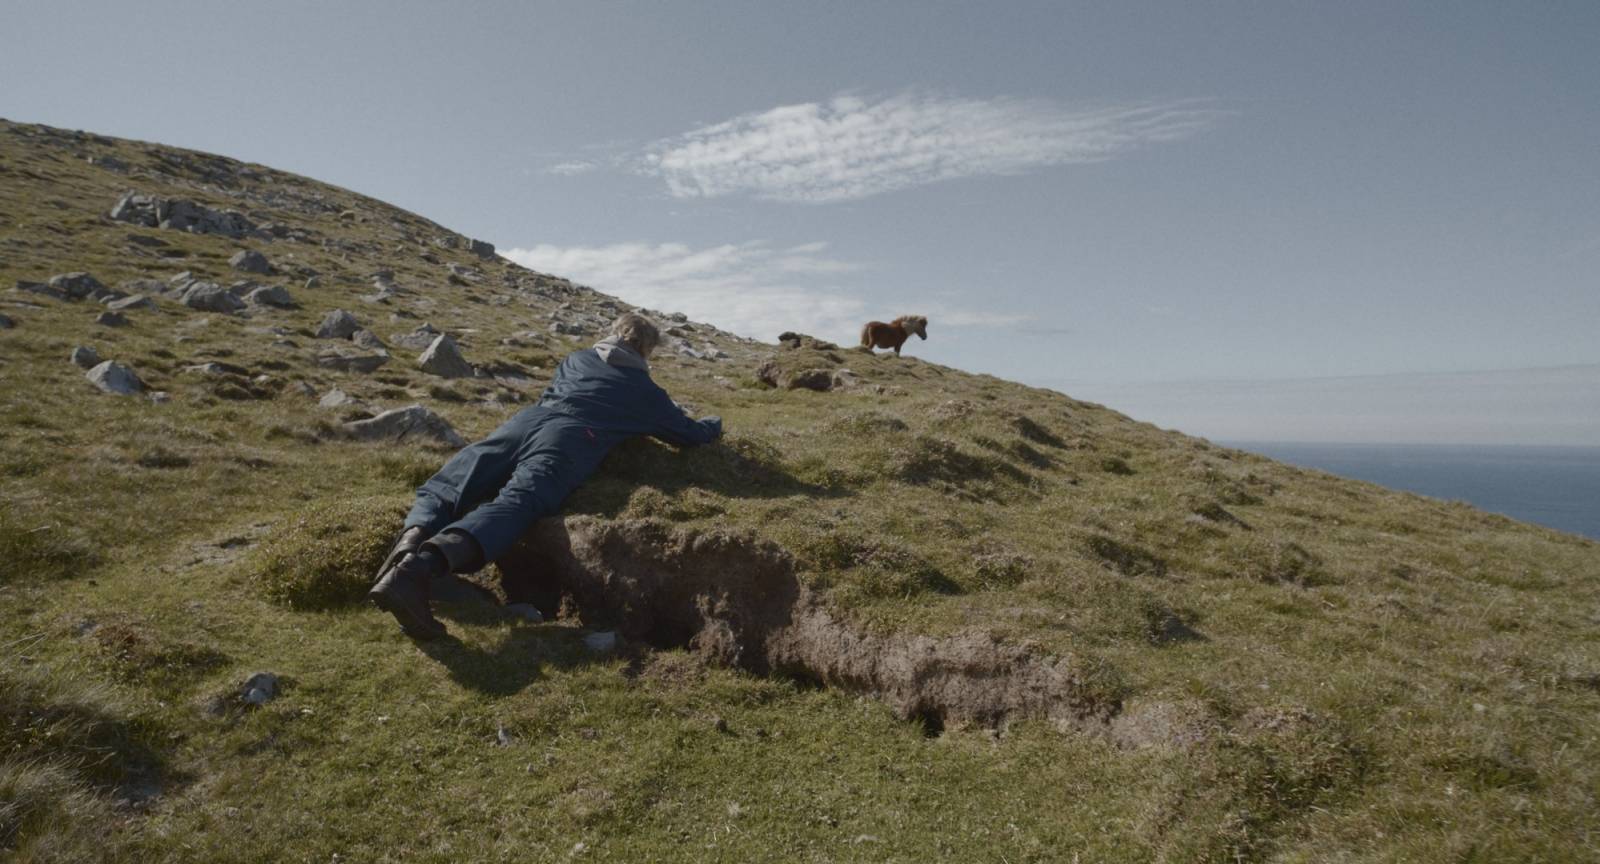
[592,336,650,372]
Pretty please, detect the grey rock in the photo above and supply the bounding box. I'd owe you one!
[244,284,293,308]
[315,309,360,339]
[550,321,589,336]
[70,345,101,368]
[667,312,688,323]
[343,404,465,447]
[95,311,129,327]
[350,329,387,351]
[446,262,482,281]
[48,272,106,300]
[148,391,171,404]
[106,293,154,311]
[390,323,440,350]
[418,333,473,378]
[240,672,279,706]
[229,250,273,274]
[167,271,196,289]
[318,387,360,408]
[86,360,143,395]
[182,361,250,377]
[316,349,388,374]
[88,154,129,172]
[110,192,257,238]
[0,312,14,328]
[467,238,495,259]
[831,369,861,388]
[177,281,245,314]
[15,281,65,301]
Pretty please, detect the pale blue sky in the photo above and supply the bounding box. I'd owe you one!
[4,1,1597,443]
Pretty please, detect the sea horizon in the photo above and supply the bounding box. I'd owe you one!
[1223,440,1600,541]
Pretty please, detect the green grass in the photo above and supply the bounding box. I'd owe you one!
[2,117,1598,861]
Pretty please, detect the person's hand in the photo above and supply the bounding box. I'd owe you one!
[701,416,723,440]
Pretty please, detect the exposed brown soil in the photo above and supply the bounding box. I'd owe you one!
[497,517,1118,733]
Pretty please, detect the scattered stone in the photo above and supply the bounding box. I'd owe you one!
[88,154,130,172]
[418,333,473,378]
[183,361,251,377]
[86,360,143,395]
[126,233,167,248]
[70,345,101,369]
[316,349,388,374]
[106,294,154,311]
[446,262,482,282]
[148,391,171,404]
[95,311,129,327]
[304,275,321,290]
[467,238,495,259]
[756,358,833,391]
[583,631,618,654]
[831,369,861,388]
[15,281,65,301]
[177,281,245,314]
[667,312,688,323]
[391,323,440,350]
[343,404,465,447]
[315,309,360,339]
[550,321,589,336]
[318,387,360,408]
[168,271,196,289]
[229,249,273,274]
[244,284,294,308]
[240,672,279,706]
[350,329,387,351]
[48,272,106,300]
[0,312,14,329]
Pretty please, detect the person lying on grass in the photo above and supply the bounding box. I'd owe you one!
[369,313,722,639]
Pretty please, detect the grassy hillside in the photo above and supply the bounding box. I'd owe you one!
[2,118,1597,862]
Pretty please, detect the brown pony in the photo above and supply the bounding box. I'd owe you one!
[859,315,928,356]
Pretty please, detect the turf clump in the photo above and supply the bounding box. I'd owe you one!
[247,495,409,609]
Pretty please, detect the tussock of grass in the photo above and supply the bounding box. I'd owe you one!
[246,495,408,608]
[0,513,100,584]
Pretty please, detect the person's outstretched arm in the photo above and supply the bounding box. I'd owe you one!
[642,380,721,447]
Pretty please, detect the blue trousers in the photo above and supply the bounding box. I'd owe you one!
[403,406,607,567]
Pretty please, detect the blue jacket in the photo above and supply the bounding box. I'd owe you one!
[404,344,721,564]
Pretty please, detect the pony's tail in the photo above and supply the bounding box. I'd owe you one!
[860,323,872,347]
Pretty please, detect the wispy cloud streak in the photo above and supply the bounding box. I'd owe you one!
[502,241,870,342]
[638,92,1223,202]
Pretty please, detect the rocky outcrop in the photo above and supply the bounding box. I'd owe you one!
[343,404,465,447]
[109,192,256,238]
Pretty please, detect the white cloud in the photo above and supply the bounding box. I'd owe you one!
[545,160,599,176]
[638,92,1223,202]
[502,241,871,343]
[502,240,1029,345]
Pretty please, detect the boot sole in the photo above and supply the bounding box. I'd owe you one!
[369,587,447,640]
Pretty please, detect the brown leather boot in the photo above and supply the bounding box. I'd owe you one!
[368,549,448,640]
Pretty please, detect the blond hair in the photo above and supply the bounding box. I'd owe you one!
[608,313,661,357]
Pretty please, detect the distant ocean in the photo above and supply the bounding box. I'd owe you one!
[1224,442,1600,541]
